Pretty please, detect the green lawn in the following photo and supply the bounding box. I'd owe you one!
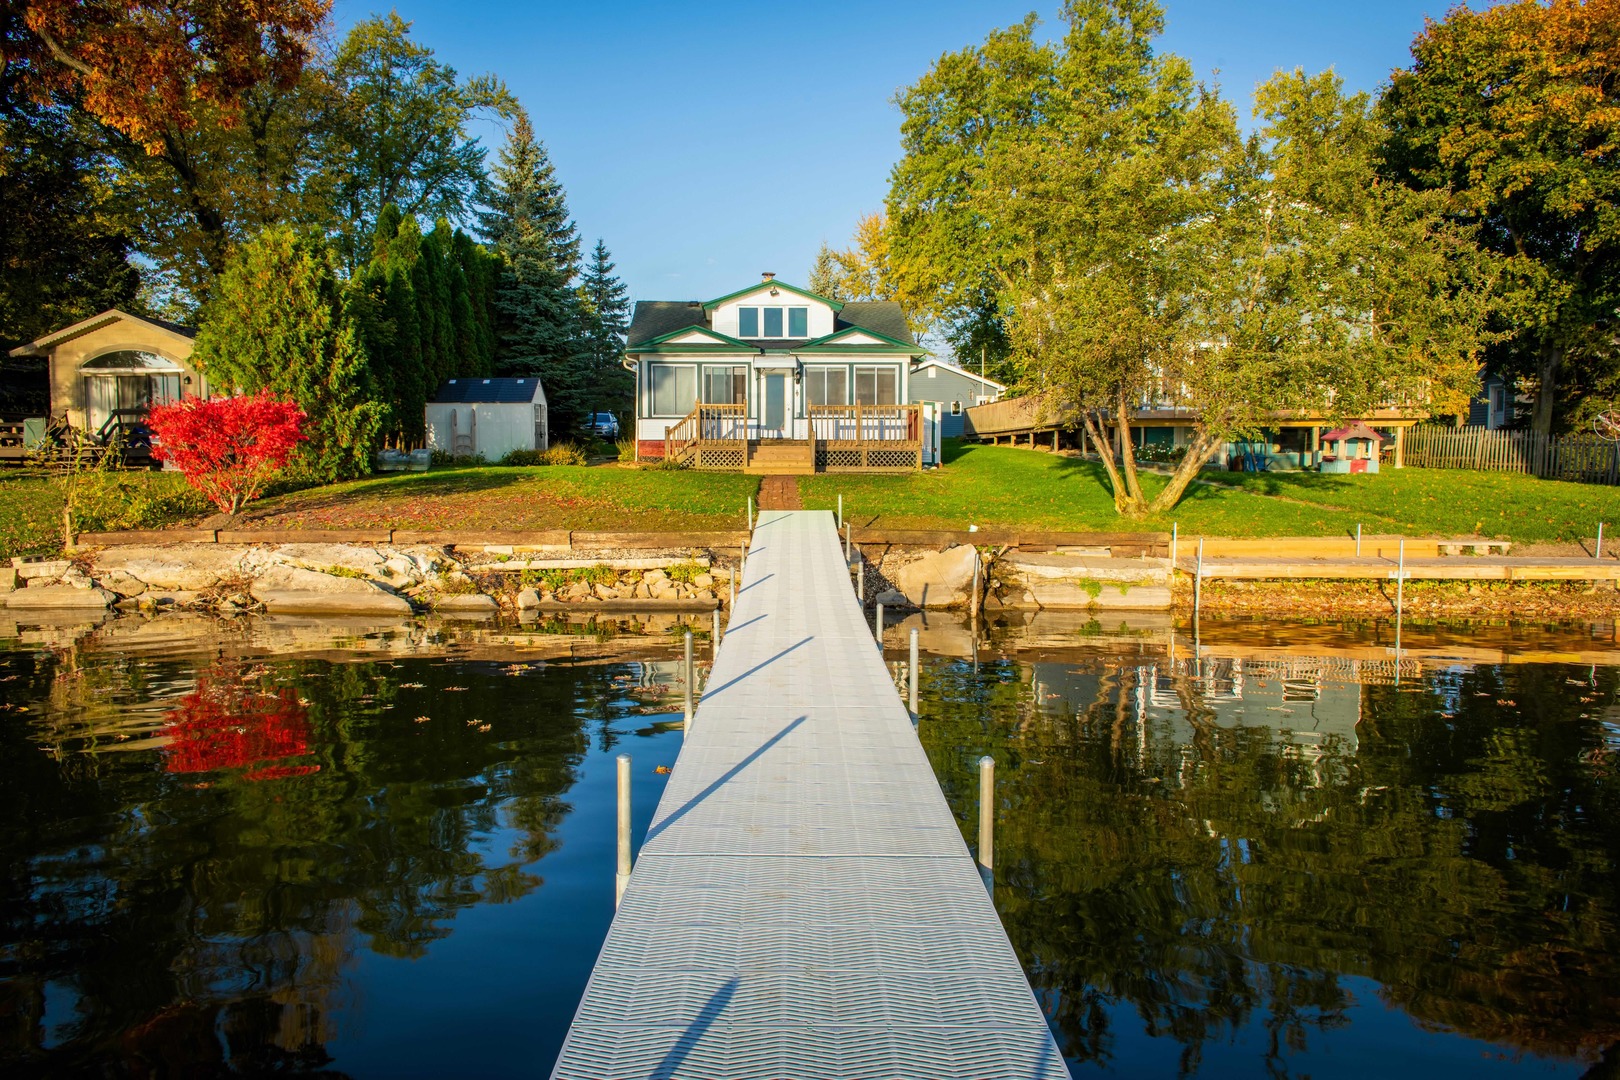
[0,476,63,561]
[234,465,759,532]
[800,442,1615,542]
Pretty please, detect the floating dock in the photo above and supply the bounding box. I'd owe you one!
[551,510,1065,1080]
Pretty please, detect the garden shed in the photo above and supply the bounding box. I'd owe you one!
[425,377,547,462]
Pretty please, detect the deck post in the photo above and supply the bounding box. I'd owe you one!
[908,628,919,717]
[683,630,694,725]
[875,602,885,649]
[977,755,995,889]
[615,753,631,908]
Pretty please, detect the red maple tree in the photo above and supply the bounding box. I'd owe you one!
[147,392,307,515]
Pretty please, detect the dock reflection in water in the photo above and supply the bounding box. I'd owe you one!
[0,609,1616,1077]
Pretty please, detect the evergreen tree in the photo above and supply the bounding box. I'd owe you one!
[807,243,845,301]
[190,226,383,482]
[480,109,588,430]
[577,239,632,414]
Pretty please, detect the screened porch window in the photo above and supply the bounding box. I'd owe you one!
[854,366,898,405]
[649,363,696,415]
[703,366,747,405]
[805,367,848,406]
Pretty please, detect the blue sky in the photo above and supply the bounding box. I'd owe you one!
[331,0,1448,307]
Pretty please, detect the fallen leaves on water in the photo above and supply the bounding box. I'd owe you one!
[414,715,431,723]
[655,765,672,774]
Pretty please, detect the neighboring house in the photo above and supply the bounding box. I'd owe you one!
[1466,375,1518,430]
[623,273,928,473]
[7,309,206,437]
[909,360,1005,438]
[425,377,548,461]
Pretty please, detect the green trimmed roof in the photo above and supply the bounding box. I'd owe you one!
[632,324,756,351]
[701,279,843,312]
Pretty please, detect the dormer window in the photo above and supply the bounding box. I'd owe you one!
[738,306,809,339]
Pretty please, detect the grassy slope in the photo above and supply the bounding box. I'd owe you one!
[800,443,1614,541]
[0,476,62,560]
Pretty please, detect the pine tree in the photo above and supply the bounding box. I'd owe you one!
[577,239,633,415]
[480,109,589,430]
[190,226,383,482]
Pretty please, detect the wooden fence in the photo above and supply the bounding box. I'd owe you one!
[1404,425,1620,485]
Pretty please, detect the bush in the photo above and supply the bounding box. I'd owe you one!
[75,473,211,531]
[542,442,587,466]
[616,437,638,462]
[499,448,545,466]
[429,448,455,467]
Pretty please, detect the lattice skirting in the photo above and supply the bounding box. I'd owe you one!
[695,446,745,470]
[816,445,920,472]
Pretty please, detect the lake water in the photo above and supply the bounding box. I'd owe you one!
[1,611,1616,1077]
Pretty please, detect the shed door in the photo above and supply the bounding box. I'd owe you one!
[534,404,548,450]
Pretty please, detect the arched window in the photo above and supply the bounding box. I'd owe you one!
[81,351,183,435]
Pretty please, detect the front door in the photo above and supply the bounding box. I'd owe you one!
[762,373,787,437]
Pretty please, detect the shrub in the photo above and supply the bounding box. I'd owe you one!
[647,455,689,471]
[499,448,545,466]
[147,392,308,515]
[616,437,637,462]
[429,448,455,467]
[542,442,587,466]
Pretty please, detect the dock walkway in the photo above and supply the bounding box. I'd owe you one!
[552,510,1065,1079]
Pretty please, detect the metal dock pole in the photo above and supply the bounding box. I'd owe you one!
[1396,538,1406,621]
[1194,537,1204,616]
[615,754,631,908]
[683,630,694,726]
[1170,521,1177,568]
[713,607,722,650]
[977,755,995,893]
[857,551,865,604]
[729,572,736,612]
[747,496,753,531]
[1356,523,1362,557]
[844,522,851,563]
[1598,521,1606,560]
[908,628,919,718]
[875,602,885,650]
[838,494,843,530]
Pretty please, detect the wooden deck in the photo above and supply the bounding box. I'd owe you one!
[551,510,1064,1080]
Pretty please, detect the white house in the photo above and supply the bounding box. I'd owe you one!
[624,274,928,473]
[425,377,548,462]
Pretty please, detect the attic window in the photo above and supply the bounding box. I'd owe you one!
[737,306,809,339]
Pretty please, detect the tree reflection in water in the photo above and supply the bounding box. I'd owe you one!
[918,651,1620,1076]
[0,643,634,1076]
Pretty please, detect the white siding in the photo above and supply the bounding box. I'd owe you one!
[711,288,837,339]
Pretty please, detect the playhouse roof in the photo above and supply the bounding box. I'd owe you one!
[1321,420,1383,442]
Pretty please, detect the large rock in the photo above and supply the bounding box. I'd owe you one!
[994,553,1171,611]
[95,545,248,592]
[272,543,390,581]
[5,585,114,610]
[250,564,411,615]
[96,569,148,597]
[434,593,498,614]
[892,545,980,609]
[516,587,542,610]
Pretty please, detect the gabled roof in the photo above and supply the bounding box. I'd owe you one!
[836,302,914,346]
[799,325,918,352]
[431,377,545,403]
[627,294,922,355]
[8,308,197,357]
[702,279,843,312]
[626,301,710,349]
[912,359,1006,392]
[637,324,757,351]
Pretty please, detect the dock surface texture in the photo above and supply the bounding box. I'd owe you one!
[552,510,1066,1080]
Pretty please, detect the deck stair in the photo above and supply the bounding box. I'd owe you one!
[745,439,815,475]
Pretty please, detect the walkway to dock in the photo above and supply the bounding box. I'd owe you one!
[552,510,1065,1080]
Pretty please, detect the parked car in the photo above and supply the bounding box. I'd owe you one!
[583,412,620,439]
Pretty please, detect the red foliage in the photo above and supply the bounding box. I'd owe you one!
[162,665,315,779]
[147,392,307,514]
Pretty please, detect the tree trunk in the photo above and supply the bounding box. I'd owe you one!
[1081,409,1144,516]
[1115,389,1147,510]
[1147,429,1225,514]
[1531,342,1562,437]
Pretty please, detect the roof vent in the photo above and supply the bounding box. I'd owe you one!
[761,271,775,282]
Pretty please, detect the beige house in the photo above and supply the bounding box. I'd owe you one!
[8,309,206,435]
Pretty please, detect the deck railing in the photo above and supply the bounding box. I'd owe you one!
[809,404,921,444]
[665,403,746,464]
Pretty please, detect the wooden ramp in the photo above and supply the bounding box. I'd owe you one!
[552,510,1065,1080]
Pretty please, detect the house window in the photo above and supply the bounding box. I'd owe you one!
[805,367,848,406]
[855,366,898,405]
[703,365,746,405]
[649,363,696,415]
[737,306,811,339]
